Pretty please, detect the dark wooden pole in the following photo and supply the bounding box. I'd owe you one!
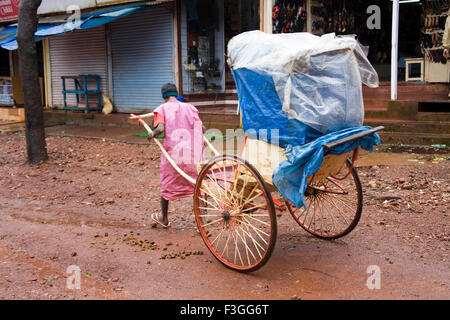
[16,0,48,164]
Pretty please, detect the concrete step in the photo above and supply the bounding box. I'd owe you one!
[364,100,419,120]
[224,92,238,100]
[364,99,389,111]
[196,104,238,114]
[0,107,25,122]
[364,119,450,135]
[363,82,448,101]
[0,120,25,132]
[199,112,240,124]
[365,116,450,145]
[377,131,450,146]
[364,100,450,121]
[417,112,450,121]
[226,80,236,88]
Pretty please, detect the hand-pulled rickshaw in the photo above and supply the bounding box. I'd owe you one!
[132,31,384,272]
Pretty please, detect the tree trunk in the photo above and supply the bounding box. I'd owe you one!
[16,0,48,164]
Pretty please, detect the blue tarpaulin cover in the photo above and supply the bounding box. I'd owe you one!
[0,5,142,50]
[227,31,380,208]
[232,67,323,147]
[272,127,380,208]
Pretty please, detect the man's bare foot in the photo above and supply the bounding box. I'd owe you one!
[151,213,170,228]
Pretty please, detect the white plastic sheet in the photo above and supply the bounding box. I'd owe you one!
[227,31,379,134]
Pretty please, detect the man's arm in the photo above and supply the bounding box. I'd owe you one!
[129,112,154,120]
[148,123,164,141]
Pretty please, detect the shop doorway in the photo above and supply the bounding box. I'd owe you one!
[180,0,260,95]
[307,0,423,82]
[0,48,12,105]
[224,0,260,46]
[181,0,225,94]
[0,49,9,76]
[0,43,44,107]
[224,0,260,89]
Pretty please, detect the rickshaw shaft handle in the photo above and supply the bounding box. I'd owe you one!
[323,126,384,151]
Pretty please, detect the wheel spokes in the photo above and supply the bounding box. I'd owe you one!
[195,157,275,270]
[287,160,362,239]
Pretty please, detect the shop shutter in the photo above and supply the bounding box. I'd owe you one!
[110,4,175,112]
[48,26,107,107]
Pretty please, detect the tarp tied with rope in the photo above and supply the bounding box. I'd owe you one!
[227,31,380,208]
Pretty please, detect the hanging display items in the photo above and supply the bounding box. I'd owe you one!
[310,0,325,34]
[316,0,390,66]
[272,0,307,34]
[421,0,449,65]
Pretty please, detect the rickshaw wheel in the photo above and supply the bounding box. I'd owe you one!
[286,159,363,240]
[194,155,277,273]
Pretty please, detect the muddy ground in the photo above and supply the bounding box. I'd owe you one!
[0,132,448,300]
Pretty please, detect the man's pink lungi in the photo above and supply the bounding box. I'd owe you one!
[153,101,204,201]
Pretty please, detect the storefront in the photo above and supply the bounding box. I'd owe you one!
[0,40,43,106]
[422,0,449,83]
[0,48,12,105]
[48,26,108,108]
[2,0,446,113]
[45,2,176,111]
[180,0,261,96]
[272,0,449,84]
[45,0,267,111]
[1,0,268,112]
[110,5,175,112]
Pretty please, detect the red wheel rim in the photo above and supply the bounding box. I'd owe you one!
[287,159,363,239]
[194,156,277,272]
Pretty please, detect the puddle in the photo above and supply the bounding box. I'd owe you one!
[357,152,423,167]
[376,144,448,155]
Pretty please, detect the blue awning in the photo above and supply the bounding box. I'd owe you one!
[0,26,18,44]
[0,5,143,50]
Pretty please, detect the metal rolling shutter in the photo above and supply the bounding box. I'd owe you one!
[110,4,175,112]
[48,26,107,107]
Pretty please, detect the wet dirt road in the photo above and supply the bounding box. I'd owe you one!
[0,132,448,300]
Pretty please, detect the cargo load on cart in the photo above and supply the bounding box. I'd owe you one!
[227,30,379,147]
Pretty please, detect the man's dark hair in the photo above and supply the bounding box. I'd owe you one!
[161,83,179,99]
